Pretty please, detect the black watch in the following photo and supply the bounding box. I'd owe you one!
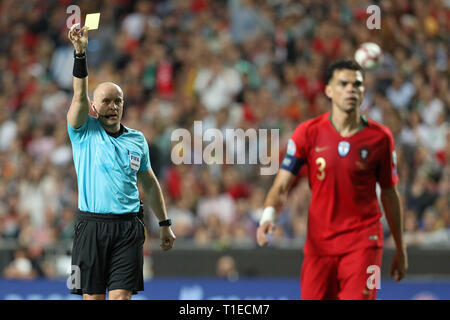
[159,219,172,227]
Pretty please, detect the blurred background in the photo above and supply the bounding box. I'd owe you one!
[0,0,449,299]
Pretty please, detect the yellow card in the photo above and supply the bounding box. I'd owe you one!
[85,13,100,30]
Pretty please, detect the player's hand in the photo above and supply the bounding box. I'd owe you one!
[68,23,89,54]
[390,248,408,282]
[160,226,176,251]
[256,221,275,247]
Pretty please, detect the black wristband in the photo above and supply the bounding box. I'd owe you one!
[159,219,172,227]
[73,51,88,78]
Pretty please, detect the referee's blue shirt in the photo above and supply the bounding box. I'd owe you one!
[68,116,151,214]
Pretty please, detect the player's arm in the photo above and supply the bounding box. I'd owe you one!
[138,168,176,251]
[378,129,408,282]
[380,186,408,282]
[256,169,297,246]
[67,24,90,129]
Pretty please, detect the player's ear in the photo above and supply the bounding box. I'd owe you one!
[325,85,333,99]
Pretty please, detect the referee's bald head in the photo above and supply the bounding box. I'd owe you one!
[93,82,123,101]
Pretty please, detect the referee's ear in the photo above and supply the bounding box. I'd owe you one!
[89,101,97,117]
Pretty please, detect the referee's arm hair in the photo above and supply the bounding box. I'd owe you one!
[138,168,176,251]
[67,23,90,129]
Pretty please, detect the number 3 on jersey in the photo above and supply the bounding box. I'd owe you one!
[316,157,326,180]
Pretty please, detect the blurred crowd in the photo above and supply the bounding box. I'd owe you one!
[0,0,449,279]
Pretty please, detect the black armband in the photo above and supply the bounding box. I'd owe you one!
[73,51,88,78]
[159,219,172,227]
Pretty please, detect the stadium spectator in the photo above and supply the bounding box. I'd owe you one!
[2,247,38,279]
[194,52,243,113]
[197,178,236,226]
[216,255,239,281]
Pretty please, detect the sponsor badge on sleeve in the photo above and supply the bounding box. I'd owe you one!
[130,154,141,173]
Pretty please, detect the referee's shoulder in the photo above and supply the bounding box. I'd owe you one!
[123,125,147,140]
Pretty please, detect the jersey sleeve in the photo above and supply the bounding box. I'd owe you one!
[139,133,151,172]
[67,116,93,144]
[280,123,307,175]
[376,128,399,188]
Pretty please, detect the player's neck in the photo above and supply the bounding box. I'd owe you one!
[329,108,362,138]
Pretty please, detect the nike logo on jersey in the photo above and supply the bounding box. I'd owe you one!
[315,146,329,152]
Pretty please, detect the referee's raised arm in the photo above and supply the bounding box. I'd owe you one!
[67,24,90,129]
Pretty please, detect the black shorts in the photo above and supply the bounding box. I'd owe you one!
[70,211,146,295]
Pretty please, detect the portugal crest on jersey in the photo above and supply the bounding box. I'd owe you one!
[359,147,370,161]
[338,141,350,157]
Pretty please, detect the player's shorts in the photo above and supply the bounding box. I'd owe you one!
[300,246,383,300]
[70,209,146,296]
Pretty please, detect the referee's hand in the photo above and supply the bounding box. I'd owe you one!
[160,227,176,251]
[68,23,88,54]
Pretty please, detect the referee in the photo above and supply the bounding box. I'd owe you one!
[67,24,175,300]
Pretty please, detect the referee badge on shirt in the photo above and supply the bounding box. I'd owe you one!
[130,154,141,173]
[337,141,350,157]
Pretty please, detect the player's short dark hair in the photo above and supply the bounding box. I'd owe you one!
[324,59,365,85]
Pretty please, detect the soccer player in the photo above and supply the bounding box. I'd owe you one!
[67,24,175,300]
[257,60,408,300]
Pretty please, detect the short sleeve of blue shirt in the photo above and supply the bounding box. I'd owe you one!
[67,116,92,144]
[139,133,151,172]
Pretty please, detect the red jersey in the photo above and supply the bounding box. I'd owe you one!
[280,112,398,255]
